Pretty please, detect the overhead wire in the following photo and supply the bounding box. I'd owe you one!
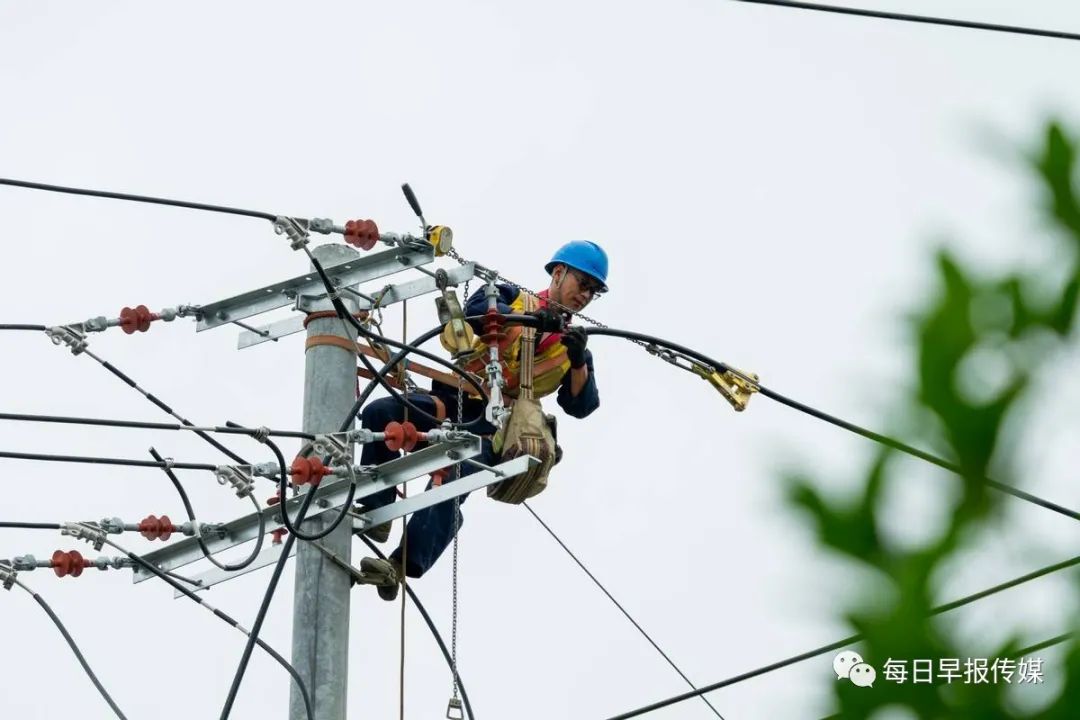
[86,530,314,720]
[357,535,477,720]
[579,326,1080,523]
[605,553,1080,718]
[0,448,218,472]
[522,502,725,720]
[8,576,129,719]
[0,324,47,331]
[7,175,1078,717]
[729,0,1080,43]
[0,178,278,221]
[816,632,1078,720]
[149,446,266,573]
[79,348,258,470]
[302,247,490,430]
[0,411,313,440]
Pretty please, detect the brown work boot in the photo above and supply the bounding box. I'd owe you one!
[359,556,401,602]
[362,521,391,544]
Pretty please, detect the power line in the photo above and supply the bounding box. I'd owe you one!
[149,447,267,573]
[0,324,47,332]
[0,411,314,440]
[605,554,1080,718]
[0,178,277,221]
[0,521,62,530]
[582,326,1080,524]
[96,532,314,720]
[731,0,1080,42]
[817,632,1077,720]
[9,577,128,719]
[523,503,725,720]
[0,448,218,472]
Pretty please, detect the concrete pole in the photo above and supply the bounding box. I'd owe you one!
[290,243,361,719]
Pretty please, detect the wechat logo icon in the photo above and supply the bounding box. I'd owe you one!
[834,651,876,688]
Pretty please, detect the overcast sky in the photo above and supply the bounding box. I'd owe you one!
[3,2,1080,719]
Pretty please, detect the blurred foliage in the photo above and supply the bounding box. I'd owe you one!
[787,123,1080,718]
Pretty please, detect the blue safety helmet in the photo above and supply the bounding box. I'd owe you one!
[544,240,609,292]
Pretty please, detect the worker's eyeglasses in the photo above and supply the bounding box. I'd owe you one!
[569,268,605,296]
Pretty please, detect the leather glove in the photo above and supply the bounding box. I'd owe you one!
[561,326,588,369]
[528,306,565,334]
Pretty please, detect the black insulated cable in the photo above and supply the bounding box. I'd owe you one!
[358,535,477,720]
[605,553,1080,719]
[731,0,1080,43]
[0,178,278,221]
[0,411,313,440]
[81,349,257,470]
[255,426,357,543]
[0,449,217,472]
[0,324,47,331]
[0,521,62,530]
[218,484,321,720]
[148,447,266,572]
[10,578,128,719]
[303,251,490,430]
[580,326,1080,523]
[94,534,313,720]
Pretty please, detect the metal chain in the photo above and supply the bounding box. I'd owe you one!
[449,278,469,704]
[446,248,676,360]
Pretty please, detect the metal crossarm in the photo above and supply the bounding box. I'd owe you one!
[169,454,537,595]
[196,245,436,332]
[133,436,482,583]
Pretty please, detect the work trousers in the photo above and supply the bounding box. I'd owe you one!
[359,392,496,578]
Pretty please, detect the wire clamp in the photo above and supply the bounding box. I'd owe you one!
[0,563,16,590]
[691,363,760,412]
[274,216,311,251]
[61,522,106,551]
[311,432,353,466]
[214,465,256,499]
[308,217,339,235]
[446,697,464,719]
[97,517,125,535]
[46,325,88,355]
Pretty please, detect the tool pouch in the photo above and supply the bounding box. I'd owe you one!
[488,294,559,504]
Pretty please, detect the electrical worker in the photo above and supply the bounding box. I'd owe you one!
[357,240,608,600]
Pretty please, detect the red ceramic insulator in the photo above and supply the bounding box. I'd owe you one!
[290,456,329,487]
[482,308,506,347]
[383,421,404,451]
[384,421,420,452]
[138,514,175,542]
[430,468,449,487]
[271,529,287,545]
[52,549,87,578]
[343,219,380,251]
[119,305,157,334]
[267,494,281,506]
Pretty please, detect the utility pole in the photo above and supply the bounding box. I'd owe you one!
[290,243,361,720]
